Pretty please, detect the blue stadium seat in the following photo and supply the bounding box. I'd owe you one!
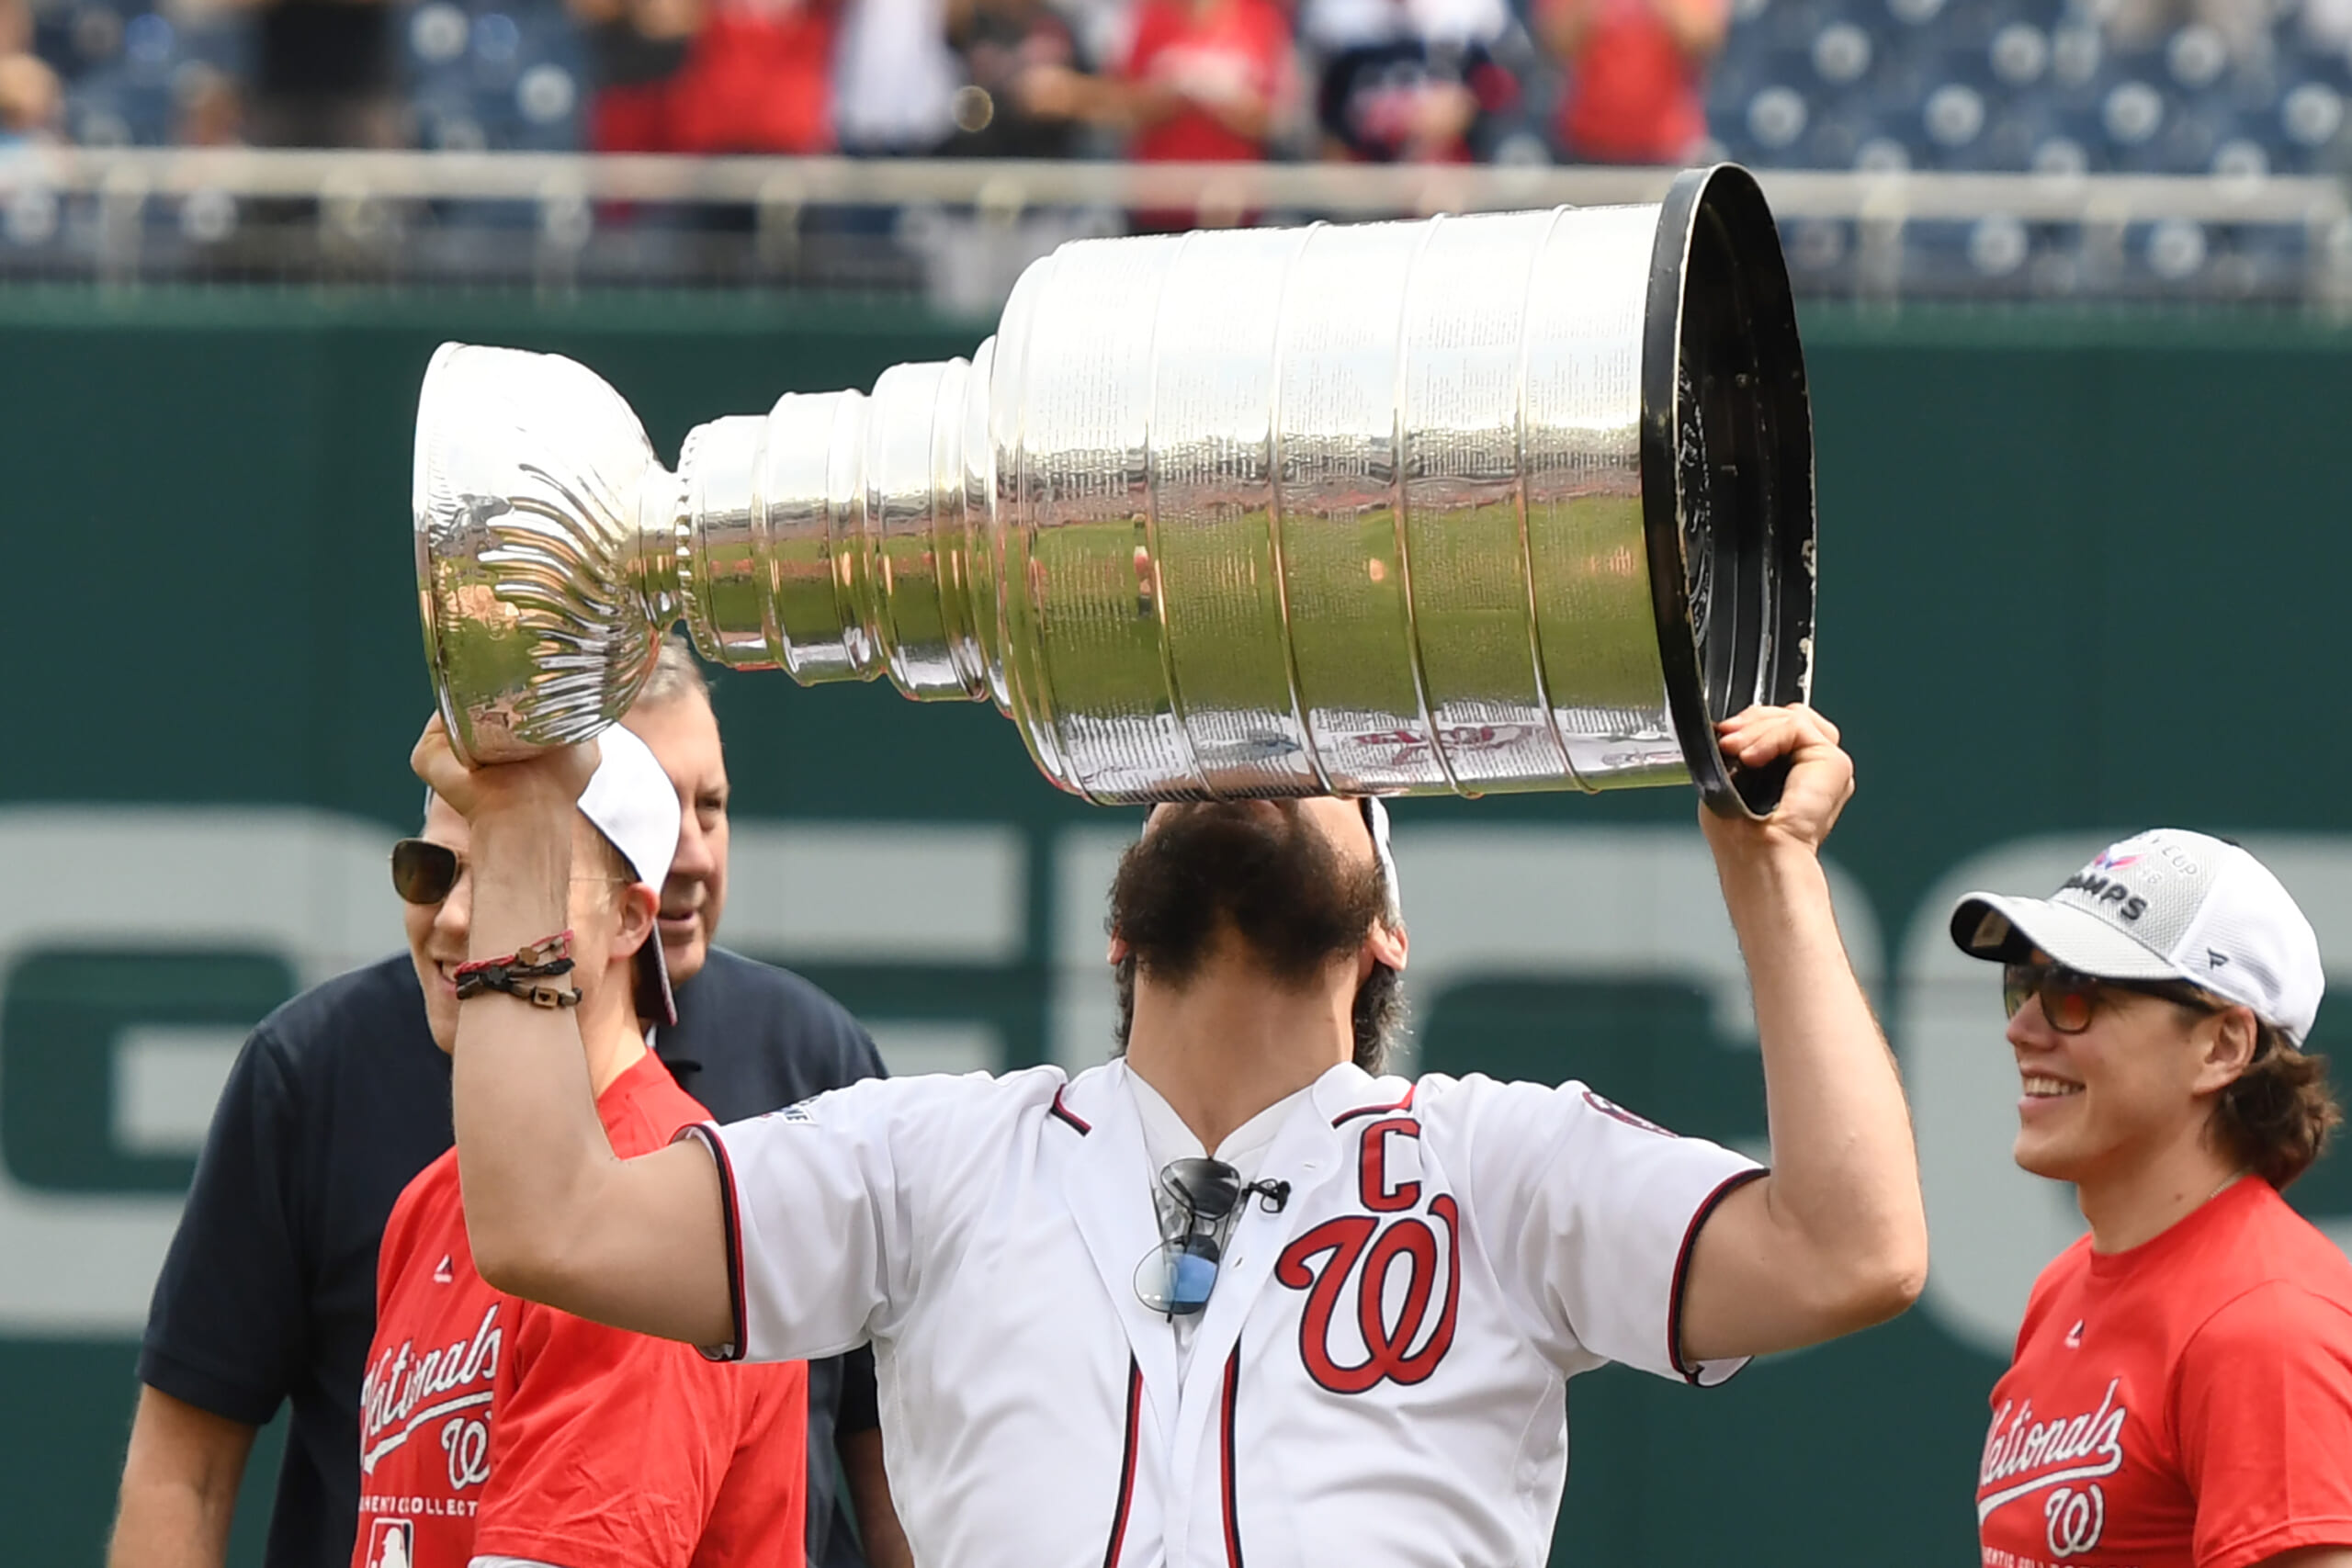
[1697,0,2344,176]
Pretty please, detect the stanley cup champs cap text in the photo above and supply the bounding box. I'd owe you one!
[1948,829,2324,1044]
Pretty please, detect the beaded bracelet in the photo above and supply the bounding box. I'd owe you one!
[453,932,581,1009]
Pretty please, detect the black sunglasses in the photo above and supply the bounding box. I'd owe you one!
[391,838,628,907]
[1132,1157,1286,1319]
[2002,962,2221,1034]
[391,839,464,906]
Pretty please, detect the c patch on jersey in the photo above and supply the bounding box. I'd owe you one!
[1275,1117,1461,1394]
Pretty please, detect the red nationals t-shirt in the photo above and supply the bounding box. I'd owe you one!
[354,1051,808,1568]
[1979,1177,2352,1568]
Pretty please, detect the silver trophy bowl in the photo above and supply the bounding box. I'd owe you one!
[415,164,1815,814]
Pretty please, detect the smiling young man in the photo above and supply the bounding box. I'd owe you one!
[1952,829,2352,1568]
[364,723,808,1568]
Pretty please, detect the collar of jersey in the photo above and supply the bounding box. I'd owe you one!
[1057,1057,1416,1140]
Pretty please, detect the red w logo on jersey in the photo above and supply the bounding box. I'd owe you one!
[1275,1117,1461,1393]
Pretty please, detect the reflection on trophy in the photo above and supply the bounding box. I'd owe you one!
[413,164,1815,815]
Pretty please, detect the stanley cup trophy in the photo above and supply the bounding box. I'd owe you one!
[414,164,1815,816]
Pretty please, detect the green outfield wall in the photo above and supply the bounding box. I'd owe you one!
[4,288,2351,1567]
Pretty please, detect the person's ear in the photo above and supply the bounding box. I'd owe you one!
[1108,932,1132,965]
[612,883,659,961]
[1365,919,1408,974]
[2193,1006,2260,1095]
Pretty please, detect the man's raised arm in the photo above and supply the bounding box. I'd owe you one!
[413,717,734,1347]
[1676,705,1930,1364]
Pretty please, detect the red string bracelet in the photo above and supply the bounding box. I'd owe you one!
[454,931,574,979]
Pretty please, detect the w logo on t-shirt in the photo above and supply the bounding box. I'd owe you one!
[1977,1378,2126,1558]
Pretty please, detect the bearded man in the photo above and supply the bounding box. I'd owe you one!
[412,702,1928,1568]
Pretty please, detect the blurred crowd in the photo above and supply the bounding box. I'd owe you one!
[0,0,1729,167]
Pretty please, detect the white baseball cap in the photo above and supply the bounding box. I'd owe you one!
[1949,828,2324,1044]
[577,724,682,1027]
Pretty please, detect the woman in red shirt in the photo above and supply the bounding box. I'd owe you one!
[1536,0,1724,164]
[1016,0,1295,226]
[1951,829,2352,1568]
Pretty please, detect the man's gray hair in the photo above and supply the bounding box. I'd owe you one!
[636,634,712,711]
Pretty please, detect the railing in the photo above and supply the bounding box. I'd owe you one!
[4,148,2347,306]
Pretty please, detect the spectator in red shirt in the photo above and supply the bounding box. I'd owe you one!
[1951,829,2352,1568]
[666,0,837,152]
[355,725,808,1568]
[567,0,701,152]
[1535,0,1724,164]
[1019,0,1294,224]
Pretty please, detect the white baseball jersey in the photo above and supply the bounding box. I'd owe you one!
[684,1059,1761,1568]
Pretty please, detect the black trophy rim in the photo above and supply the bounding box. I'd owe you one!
[1636,163,1818,819]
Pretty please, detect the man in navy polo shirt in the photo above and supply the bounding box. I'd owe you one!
[107,640,910,1568]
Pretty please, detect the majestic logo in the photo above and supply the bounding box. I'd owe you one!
[432,1255,454,1285]
[1978,1380,2128,1560]
[360,1303,502,1479]
[1275,1118,1460,1393]
[2064,1320,2084,1349]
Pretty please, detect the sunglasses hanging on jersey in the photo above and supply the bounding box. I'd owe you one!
[1134,1156,1290,1319]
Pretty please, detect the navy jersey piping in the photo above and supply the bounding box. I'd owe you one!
[674,1122,750,1363]
[1668,1166,1769,1382]
[1220,1346,1246,1567]
[1052,1086,1093,1135]
[1102,1356,1144,1567]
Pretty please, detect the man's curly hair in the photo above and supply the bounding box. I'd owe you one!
[2213,1022,2342,1189]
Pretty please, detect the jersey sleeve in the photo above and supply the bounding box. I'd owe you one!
[1428,1074,1763,1385]
[2176,1280,2352,1568]
[135,1025,306,1425]
[469,1299,797,1568]
[685,1072,1007,1364]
